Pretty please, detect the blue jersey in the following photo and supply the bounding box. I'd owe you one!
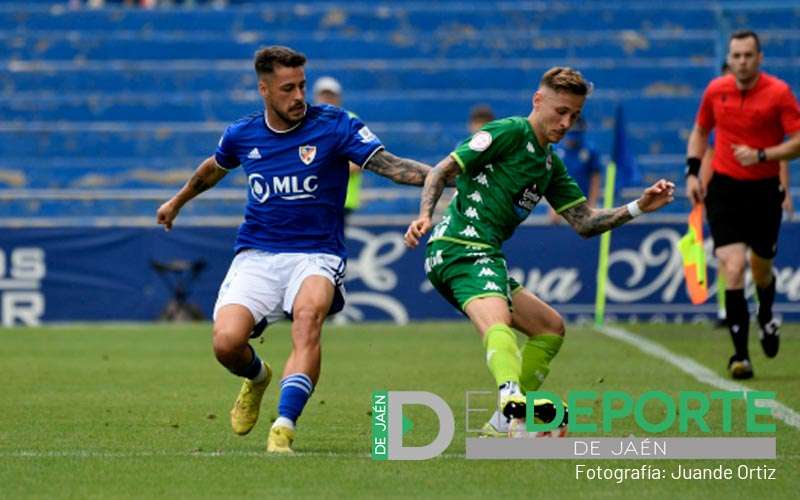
[215,104,383,259]
[554,142,600,197]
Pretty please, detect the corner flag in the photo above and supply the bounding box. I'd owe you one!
[678,203,709,305]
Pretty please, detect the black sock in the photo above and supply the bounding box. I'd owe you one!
[756,276,776,326]
[725,289,749,360]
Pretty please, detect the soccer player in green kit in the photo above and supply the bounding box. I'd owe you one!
[404,67,675,435]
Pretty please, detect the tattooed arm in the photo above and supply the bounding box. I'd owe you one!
[404,155,461,248]
[560,202,634,238]
[156,156,228,231]
[363,149,434,186]
[560,179,676,238]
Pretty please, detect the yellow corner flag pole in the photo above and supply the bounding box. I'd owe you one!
[594,162,616,327]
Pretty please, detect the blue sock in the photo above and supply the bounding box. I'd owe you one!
[278,373,314,423]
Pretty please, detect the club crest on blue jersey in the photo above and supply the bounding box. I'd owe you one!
[299,145,317,165]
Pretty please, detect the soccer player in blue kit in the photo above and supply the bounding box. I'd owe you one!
[156,46,432,453]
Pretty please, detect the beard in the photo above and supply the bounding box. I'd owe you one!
[273,102,307,126]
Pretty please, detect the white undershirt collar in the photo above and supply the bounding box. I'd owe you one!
[264,104,307,134]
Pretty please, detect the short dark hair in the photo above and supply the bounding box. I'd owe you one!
[469,105,495,124]
[540,67,592,96]
[729,29,761,52]
[254,46,307,77]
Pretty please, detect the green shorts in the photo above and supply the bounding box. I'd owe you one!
[425,238,524,313]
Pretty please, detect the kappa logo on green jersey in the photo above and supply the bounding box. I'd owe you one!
[473,173,489,186]
[467,191,483,204]
[464,207,480,220]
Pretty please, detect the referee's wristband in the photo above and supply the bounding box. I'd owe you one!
[685,157,701,178]
[626,200,643,218]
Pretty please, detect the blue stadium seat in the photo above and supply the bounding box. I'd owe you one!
[0,0,798,216]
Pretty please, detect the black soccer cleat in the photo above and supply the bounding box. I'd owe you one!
[758,318,780,358]
[728,355,754,380]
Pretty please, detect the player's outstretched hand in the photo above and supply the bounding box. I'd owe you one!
[637,179,675,213]
[404,216,432,249]
[156,200,180,231]
[731,144,759,166]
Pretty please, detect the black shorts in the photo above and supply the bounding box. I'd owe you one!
[705,173,784,259]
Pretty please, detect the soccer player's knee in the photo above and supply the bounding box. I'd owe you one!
[293,306,326,330]
[751,264,773,287]
[212,325,244,360]
[528,309,565,337]
[550,314,566,337]
[720,253,746,276]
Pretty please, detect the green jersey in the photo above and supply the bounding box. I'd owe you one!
[429,116,586,249]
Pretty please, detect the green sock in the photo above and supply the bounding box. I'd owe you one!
[483,323,521,386]
[717,271,726,318]
[519,334,564,393]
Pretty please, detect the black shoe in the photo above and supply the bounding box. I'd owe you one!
[728,355,754,380]
[758,318,780,358]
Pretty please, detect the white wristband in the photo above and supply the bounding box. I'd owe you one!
[626,200,643,218]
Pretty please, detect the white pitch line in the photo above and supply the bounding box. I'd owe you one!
[596,324,800,431]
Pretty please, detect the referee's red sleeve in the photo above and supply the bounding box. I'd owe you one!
[696,85,715,131]
[779,85,800,135]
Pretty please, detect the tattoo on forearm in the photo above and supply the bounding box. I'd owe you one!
[560,202,633,238]
[182,157,226,199]
[420,157,460,218]
[420,168,447,219]
[365,150,431,186]
[189,173,213,194]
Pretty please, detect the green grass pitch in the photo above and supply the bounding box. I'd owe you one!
[0,322,797,499]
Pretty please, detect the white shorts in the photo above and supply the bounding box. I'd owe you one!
[213,249,346,330]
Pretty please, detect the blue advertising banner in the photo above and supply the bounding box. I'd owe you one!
[0,222,798,326]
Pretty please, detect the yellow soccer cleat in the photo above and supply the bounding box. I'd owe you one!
[267,425,295,453]
[479,420,507,438]
[530,398,569,437]
[229,362,272,435]
[500,392,527,421]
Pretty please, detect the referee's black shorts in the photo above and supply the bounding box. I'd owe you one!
[705,173,785,259]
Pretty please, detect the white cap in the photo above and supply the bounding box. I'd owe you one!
[312,76,342,96]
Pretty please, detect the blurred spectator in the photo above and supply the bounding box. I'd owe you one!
[312,76,362,220]
[468,105,495,134]
[550,117,601,222]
